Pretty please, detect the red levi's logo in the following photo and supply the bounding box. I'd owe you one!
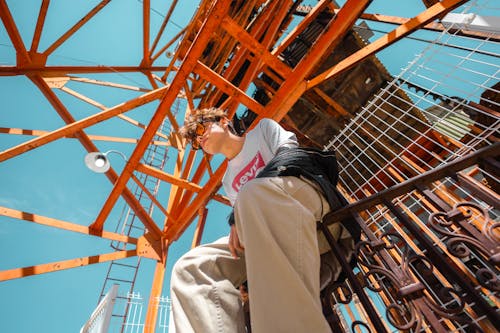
[232,152,265,192]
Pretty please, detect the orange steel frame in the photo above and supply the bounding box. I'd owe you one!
[0,0,470,330]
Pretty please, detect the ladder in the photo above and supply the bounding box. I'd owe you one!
[96,117,173,332]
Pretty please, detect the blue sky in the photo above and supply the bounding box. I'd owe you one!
[1,1,487,332]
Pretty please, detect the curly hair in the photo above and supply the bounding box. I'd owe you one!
[179,107,227,141]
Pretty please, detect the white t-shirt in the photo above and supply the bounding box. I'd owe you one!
[222,118,298,205]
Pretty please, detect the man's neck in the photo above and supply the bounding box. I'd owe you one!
[223,134,245,160]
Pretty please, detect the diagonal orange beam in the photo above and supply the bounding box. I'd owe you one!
[29,75,164,239]
[0,206,138,244]
[0,85,168,163]
[220,16,292,78]
[151,27,185,62]
[42,0,111,57]
[194,61,265,115]
[150,0,179,56]
[0,249,137,281]
[208,0,285,106]
[136,163,230,205]
[89,0,233,233]
[191,208,208,248]
[0,0,31,64]
[165,160,228,241]
[307,0,469,89]
[338,10,499,42]
[30,0,49,53]
[130,174,177,223]
[273,0,332,56]
[166,149,198,220]
[264,0,372,122]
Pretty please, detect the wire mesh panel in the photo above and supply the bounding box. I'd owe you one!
[321,2,499,332]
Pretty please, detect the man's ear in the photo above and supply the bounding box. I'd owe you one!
[220,117,230,129]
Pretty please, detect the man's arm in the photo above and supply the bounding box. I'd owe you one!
[228,225,244,259]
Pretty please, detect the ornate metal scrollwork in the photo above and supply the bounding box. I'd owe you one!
[356,233,421,330]
[351,320,372,333]
[429,201,500,292]
[355,232,471,331]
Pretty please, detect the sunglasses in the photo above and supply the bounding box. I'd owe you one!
[191,116,221,150]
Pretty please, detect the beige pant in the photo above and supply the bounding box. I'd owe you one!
[171,176,340,333]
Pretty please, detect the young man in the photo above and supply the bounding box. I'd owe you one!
[170,107,355,332]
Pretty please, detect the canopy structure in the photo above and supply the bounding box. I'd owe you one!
[1,1,498,332]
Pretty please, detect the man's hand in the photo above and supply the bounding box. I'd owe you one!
[228,225,244,259]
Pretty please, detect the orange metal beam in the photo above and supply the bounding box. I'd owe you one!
[136,163,230,205]
[56,84,174,142]
[0,127,169,146]
[30,0,49,53]
[220,16,292,78]
[89,0,232,234]
[42,0,111,57]
[0,249,137,281]
[167,150,197,221]
[143,0,150,63]
[194,61,265,115]
[0,86,168,163]
[151,27,185,62]
[150,0,179,57]
[208,0,285,106]
[130,174,177,223]
[0,66,168,76]
[307,0,469,89]
[68,75,150,92]
[166,160,228,241]
[226,0,294,117]
[273,0,332,56]
[0,206,138,244]
[30,75,164,240]
[0,0,31,64]
[348,10,500,42]
[191,208,208,248]
[143,260,167,333]
[264,0,372,121]
[138,163,203,193]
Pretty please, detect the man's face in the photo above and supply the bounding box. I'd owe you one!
[197,120,227,155]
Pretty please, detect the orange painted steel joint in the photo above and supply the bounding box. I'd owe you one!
[137,232,169,263]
